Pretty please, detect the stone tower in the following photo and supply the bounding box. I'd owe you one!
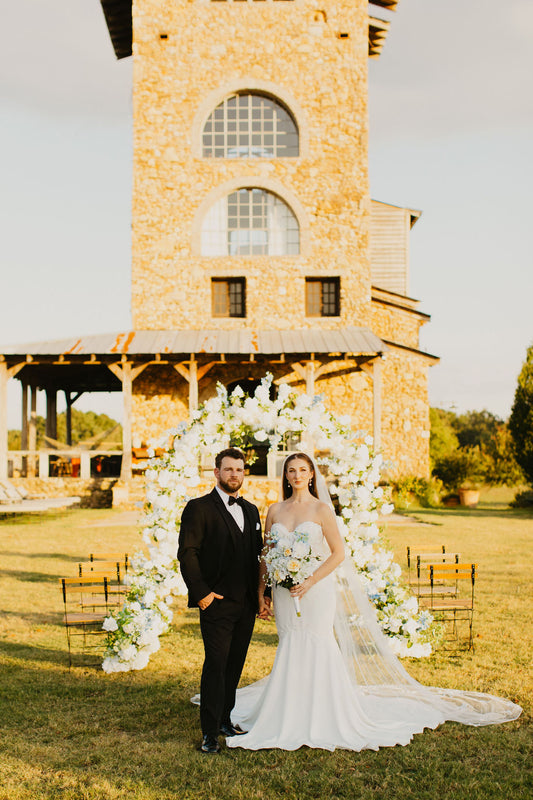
[100,0,435,478]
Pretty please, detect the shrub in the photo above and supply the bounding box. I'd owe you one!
[392,476,443,509]
[432,448,485,492]
[509,489,533,508]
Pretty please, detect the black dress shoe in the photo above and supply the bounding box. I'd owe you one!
[200,734,220,754]
[220,722,247,737]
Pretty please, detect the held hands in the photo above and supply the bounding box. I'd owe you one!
[198,592,224,610]
[258,595,273,620]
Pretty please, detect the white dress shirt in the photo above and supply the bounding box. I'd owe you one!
[216,485,244,531]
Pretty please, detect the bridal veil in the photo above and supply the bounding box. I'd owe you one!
[290,453,522,727]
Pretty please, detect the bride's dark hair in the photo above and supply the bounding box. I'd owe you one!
[282,452,319,500]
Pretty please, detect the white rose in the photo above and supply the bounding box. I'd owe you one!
[102,616,118,632]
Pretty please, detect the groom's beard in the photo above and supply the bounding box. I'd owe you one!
[218,477,244,495]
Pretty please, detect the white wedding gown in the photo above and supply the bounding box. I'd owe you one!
[227,521,521,752]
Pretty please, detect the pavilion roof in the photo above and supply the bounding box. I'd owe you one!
[2,327,387,359]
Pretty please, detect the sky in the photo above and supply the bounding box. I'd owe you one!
[1,0,532,428]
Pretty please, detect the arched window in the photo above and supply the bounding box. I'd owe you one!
[201,188,300,256]
[202,93,299,158]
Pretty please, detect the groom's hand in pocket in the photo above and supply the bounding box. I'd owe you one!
[199,592,224,610]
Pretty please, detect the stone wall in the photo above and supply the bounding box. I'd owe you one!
[131,0,371,330]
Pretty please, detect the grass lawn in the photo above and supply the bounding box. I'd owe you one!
[0,500,531,800]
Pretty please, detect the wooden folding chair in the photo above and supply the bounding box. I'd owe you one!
[60,576,110,667]
[424,563,477,651]
[90,552,130,573]
[415,552,461,599]
[406,545,446,586]
[78,560,127,605]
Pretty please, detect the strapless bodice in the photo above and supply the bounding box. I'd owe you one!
[270,520,329,559]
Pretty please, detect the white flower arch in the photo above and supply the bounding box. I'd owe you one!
[102,376,433,673]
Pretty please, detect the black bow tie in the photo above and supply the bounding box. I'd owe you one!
[228,496,244,507]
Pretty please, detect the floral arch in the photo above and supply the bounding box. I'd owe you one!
[102,376,432,673]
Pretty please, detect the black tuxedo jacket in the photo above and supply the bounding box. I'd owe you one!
[177,488,263,609]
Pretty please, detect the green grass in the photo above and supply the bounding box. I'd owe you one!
[0,505,531,800]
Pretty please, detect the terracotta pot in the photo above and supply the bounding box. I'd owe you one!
[458,488,480,508]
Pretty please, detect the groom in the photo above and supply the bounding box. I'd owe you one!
[178,447,269,754]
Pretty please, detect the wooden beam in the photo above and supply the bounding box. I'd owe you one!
[290,362,307,382]
[173,359,216,415]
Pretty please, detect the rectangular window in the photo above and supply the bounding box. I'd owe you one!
[305,278,340,317]
[212,278,246,318]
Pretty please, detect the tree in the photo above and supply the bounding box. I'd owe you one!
[8,411,121,451]
[429,408,459,466]
[509,344,533,485]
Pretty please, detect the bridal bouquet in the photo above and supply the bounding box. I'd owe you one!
[263,528,322,617]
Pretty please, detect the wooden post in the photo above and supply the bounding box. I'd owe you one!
[121,362,132,481]
[21,381,28,449]
[0,362,8,480]
[360,359,383,452]
[305,361,315,397]
[173,359,216,418]
[65,391,72,446]
[107,361,150,482]
[80,451,91,479]
[21,380,28,476]
[28,386,37,477]
[45,389,57,442]
[372,358,382,451]
[189,357,198,414]
[38,452,49,479]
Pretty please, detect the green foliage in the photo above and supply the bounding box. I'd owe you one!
[509,489,533,508]
[430,407,523,489]
[432,447,486,491]
[392,475,443,509]
[429,408,459,465]
[8,410,121,450]
[509,344,533,485]
[8,416,46,449]
[56,409,121,446]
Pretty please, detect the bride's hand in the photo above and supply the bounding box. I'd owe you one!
[290,576,315,598]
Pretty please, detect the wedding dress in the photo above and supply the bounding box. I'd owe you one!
[227,519,521,752]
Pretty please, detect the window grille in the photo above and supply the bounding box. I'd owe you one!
[203,93,298,159]
[211,278,246,317]
[305,278,340,317]
[202,188,299,256]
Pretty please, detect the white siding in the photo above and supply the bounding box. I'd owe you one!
[370,201,412,296]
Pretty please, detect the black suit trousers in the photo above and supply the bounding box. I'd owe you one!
[199,596,256,737]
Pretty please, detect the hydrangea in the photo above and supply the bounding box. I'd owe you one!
[101,373,433,672]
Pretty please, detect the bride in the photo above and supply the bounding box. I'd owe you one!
[227,452,522,752]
